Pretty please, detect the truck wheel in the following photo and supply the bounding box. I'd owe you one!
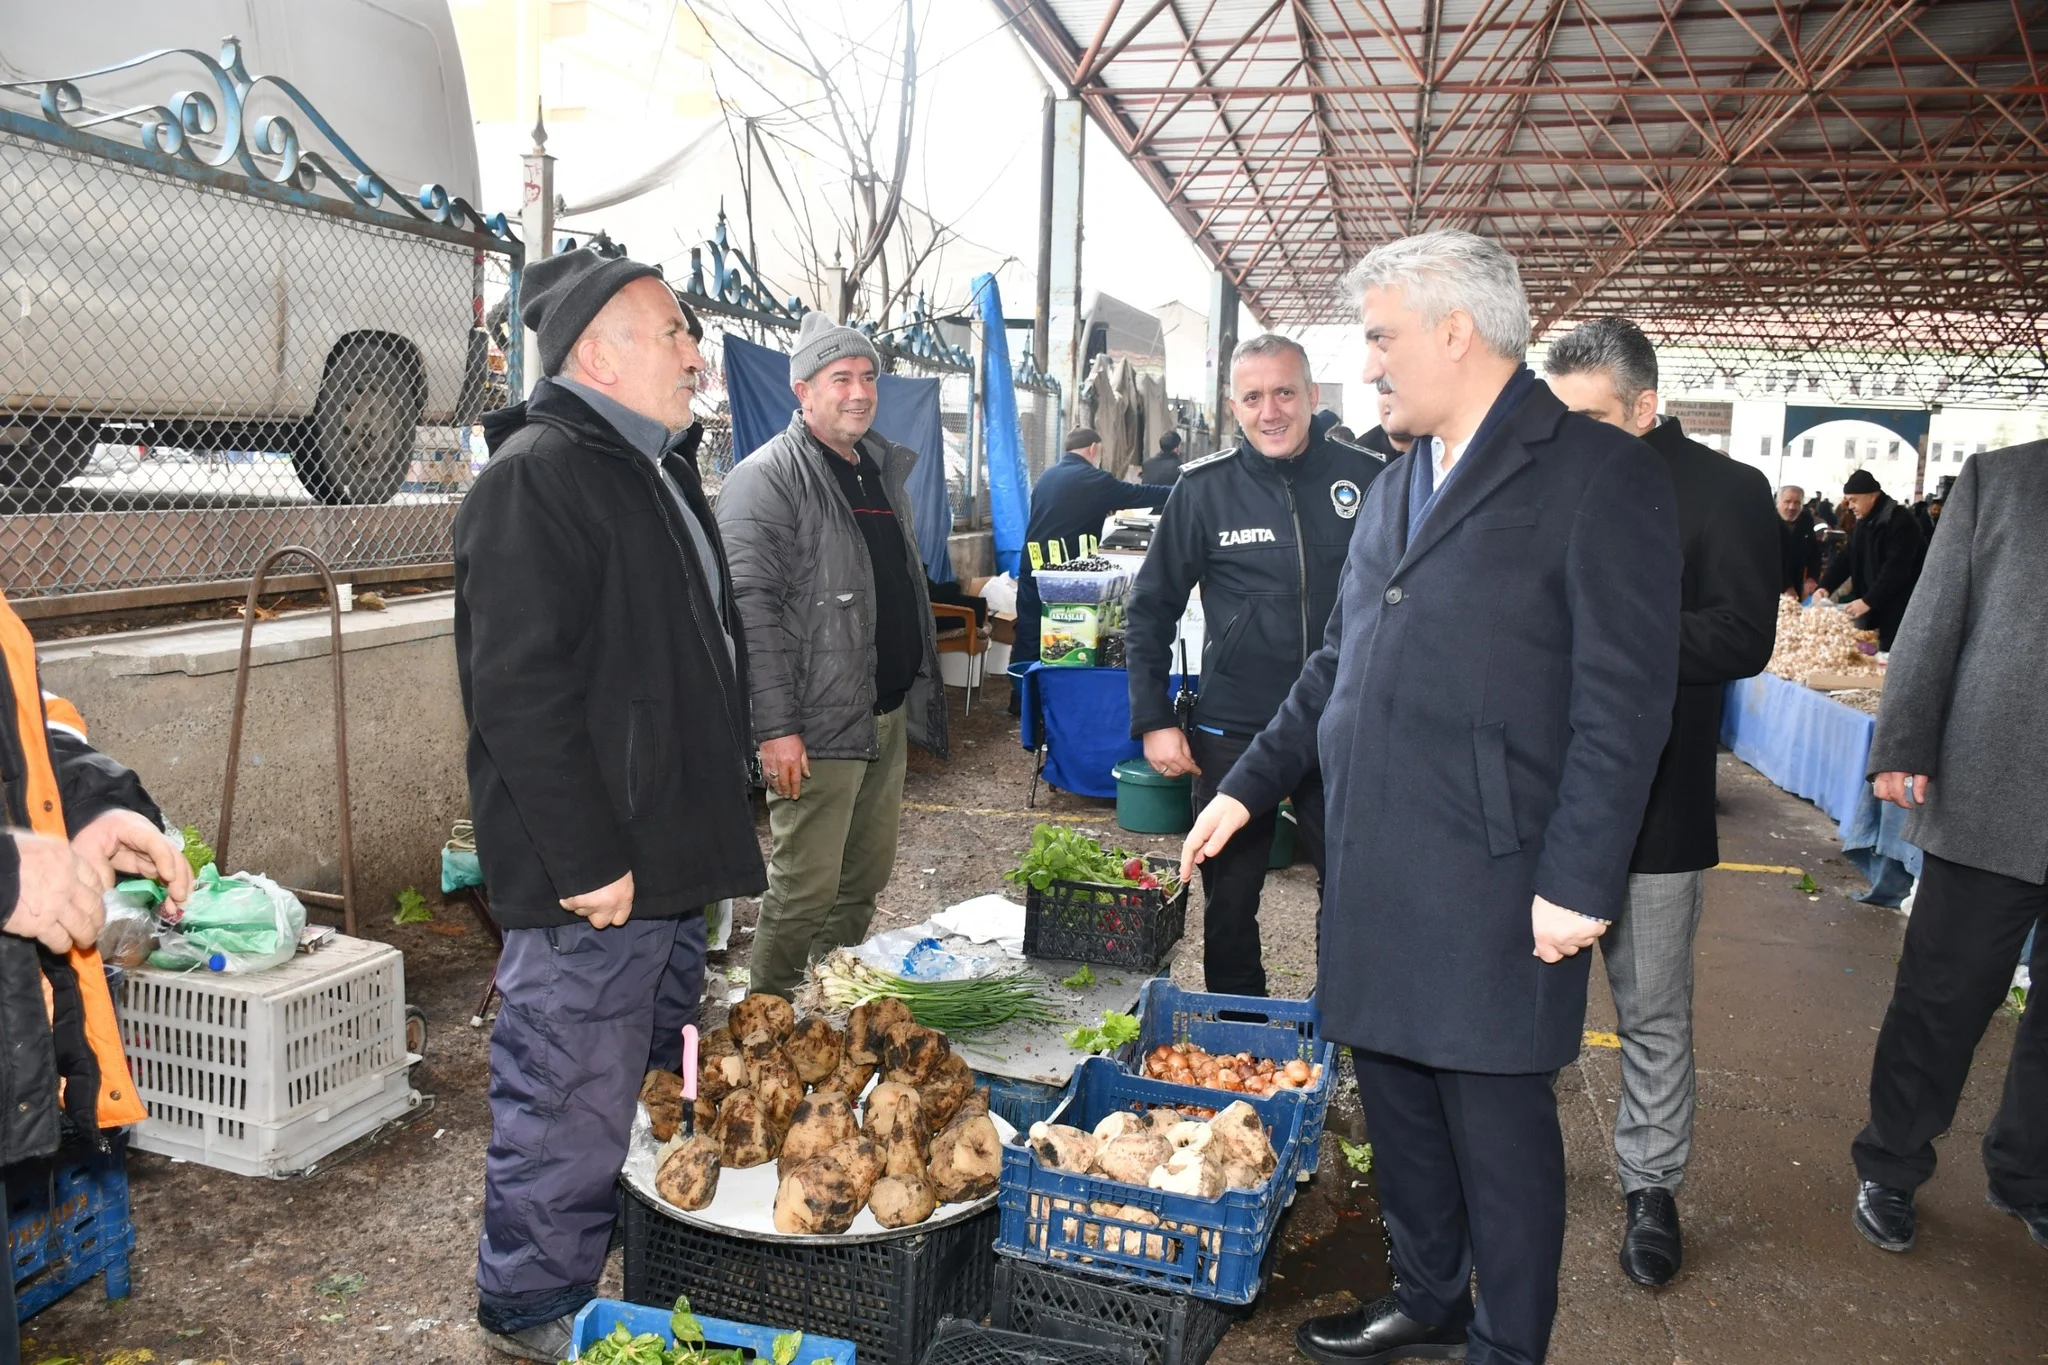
[0,419,96,488]
[298,341,421,504]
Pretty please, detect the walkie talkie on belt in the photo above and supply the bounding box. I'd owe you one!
[1173,635,1197,730]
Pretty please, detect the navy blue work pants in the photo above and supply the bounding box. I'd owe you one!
[1352,1048,1566,1365]
[475,912,707,1334]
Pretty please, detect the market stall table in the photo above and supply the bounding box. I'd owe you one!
[1720,673,1921,903]
[1016,664,1188,803]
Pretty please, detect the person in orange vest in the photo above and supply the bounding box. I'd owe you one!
[0,596,190,1355]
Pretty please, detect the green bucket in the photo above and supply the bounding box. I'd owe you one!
[1112,758,1194,835]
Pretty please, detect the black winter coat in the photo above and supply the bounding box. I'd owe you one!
[1779,509,1822,594]
[1219,382,1680,1073]
[454,383,766,931]
[1630,418,1780,873]
[1013,454,1172,663]
[1127,412,1385,738]
[1821,494,1927,649]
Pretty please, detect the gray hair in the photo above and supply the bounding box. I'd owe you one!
[1543,316,1660,407]
[1341,230,1530,360]
[1780,484,1805,500]
[1229,333,1314,389]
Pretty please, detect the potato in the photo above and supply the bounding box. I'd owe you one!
[1027,1122,1098,1174]
[1221,1159,1265,1190]
[708,1052,749,1103]
[699,1025,738,1066]
[773,1159,860,1236]
[1206,1101,1277,1181]
[1092,1111,1148,1143]
[1102,1203,1166,1258]
[826,1135,884,1202]
[862,1082,927,1151]
[823,1051,878,1102]
[753,1057,806,1133]
[878,1135,926,1180]
[654,1132,722,1211]
[928,1113,1002,1202]
[715,1088,780,1167]
[640,1069,685,1142]
[781,1091,858,1169]
[1165,1121,1213,1152]
[1092,1132,1174,1187]
[730,993,797,1046]
[693,1097,718,1132]
[848,998,913,1061]
[918,1051,976,1130]
[951,1087,990,1125]
[880,1019,950,1087]
[1142,1107,1187,1135]
[785,1015,846,1085]
[868,1173,938,1228]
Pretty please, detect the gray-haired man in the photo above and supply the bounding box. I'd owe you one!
[716,312,948,1000]
[1546,317,1779,1288]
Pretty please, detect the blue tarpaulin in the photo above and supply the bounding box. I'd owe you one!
[1720,672,1922,904]
[974,274,1032,575]
[722,333,954,583]
[1016,664,1190,799]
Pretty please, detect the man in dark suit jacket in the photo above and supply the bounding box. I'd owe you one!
[1820,469,1926,650]
[1184,232,1680,1365]
[1545,318,1780,1288]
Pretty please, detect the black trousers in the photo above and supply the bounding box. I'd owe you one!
[1853,851,2048,1205]
[1352,1050,1566,1365]
[1189,727,1326,997]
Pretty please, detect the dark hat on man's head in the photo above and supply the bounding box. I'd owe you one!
[1158,430,1182,453]
[519,247,665,377]
[1843,469,1882,495]
[1064,427,1101,451]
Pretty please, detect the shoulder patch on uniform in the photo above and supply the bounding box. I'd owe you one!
[1178,448,1238,475]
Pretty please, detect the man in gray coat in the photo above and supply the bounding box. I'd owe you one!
[717,312,948,999]
[1851,442,2048,1255]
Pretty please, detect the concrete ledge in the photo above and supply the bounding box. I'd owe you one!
[38,592,456,678]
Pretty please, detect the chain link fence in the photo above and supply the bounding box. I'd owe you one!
[0,118,516,605]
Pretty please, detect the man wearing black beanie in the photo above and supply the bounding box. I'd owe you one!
[454,249,765,1360]
[1820,468,1928,650]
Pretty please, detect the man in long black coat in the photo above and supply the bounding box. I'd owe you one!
[1184,232,1680,1365]
[1820,469,1926,650]
[1546,319,1780,1288]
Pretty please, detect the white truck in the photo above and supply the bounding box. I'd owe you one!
[0,0,497,502]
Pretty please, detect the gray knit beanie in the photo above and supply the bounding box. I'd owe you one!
[790,310,882,384]
[519,247,664,377]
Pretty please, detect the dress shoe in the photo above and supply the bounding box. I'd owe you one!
[1853,1179,1917,1252]
[1620,1188,1683,1286]
[1987,1185,2048,1250]
[1295,1292,1469,1365]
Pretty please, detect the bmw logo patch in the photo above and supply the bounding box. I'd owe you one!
[1330,479,1361,519]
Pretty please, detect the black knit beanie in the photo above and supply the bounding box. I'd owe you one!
[519,247,664,377]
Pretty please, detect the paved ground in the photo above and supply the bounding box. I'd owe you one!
[20,680,2044,1363]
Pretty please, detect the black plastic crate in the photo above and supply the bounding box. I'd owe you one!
[1022,856,1188,970]
[991,1256,1242,1365]
[918,1317,1142,1365]
[620,1182,998,1365]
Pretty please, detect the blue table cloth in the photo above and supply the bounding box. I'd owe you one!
[1015,664,1188,800]
[1721,673,1921,904]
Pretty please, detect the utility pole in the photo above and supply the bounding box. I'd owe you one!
[519,102,555,398]
[1033,94,1054,379]
[1044,98,1085,403]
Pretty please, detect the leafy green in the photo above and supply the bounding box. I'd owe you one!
[1794,872,1818,894]
[314,1271,366,1302]
[770,1332,801,1365]
[1006,825,1176,896]
[180,824,215,876]
[1061,963,1096,990]
[1339,1137,1374,1175]
[393,887,433,924]
[1066,1010,1141,1054]
[671,1295,705,1347]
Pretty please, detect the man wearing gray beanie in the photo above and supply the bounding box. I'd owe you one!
[716,311,948,999]
[454,249,764,1360]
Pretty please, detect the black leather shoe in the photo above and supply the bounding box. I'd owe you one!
[1620,1188,1683,1287]
[1295,1293,1469,1365]
[1987,1185,2048,1250]
[1854,1179,1917,1252]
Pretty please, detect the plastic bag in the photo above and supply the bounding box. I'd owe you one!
[96,885,160,968]
[147,867,306,974]
[978,572,1018,615]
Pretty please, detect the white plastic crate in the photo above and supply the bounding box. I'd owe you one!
[117,935,419,1177]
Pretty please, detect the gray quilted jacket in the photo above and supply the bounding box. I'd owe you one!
[715,412,948,762]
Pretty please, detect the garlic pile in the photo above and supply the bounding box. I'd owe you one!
[1766,597,1881,683]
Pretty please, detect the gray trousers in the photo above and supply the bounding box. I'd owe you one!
[1600,870,1706,1194]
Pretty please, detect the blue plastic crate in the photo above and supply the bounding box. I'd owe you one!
[8,1141,133,1320]
[570,1297,858,1364]
[973,1070,1068,1132]
[994,1058,1302,1305]
[1114,982,1337,1178]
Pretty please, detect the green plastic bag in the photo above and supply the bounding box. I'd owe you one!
[148,866,306,973]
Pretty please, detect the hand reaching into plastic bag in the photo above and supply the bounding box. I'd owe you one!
[72,808,195,910]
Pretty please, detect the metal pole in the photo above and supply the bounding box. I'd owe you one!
[520,103,556,396]
[1207,271,1240,448]
[967,320,984,531]
[1046,99,1086,403]
[1034,93,1054,378]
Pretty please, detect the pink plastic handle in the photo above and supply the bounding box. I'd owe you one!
[682,1025,699,1102]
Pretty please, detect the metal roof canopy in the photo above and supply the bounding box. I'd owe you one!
[995,0,2048,403]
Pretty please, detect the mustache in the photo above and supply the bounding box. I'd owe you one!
[1375,379,1395,395]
